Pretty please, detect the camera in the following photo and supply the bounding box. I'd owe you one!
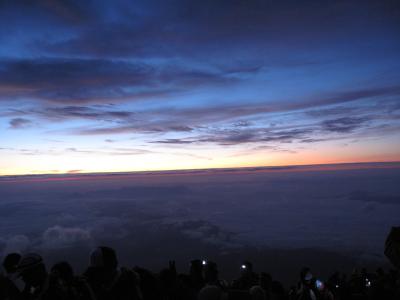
[315,279,324,290]
[365,278,371,287]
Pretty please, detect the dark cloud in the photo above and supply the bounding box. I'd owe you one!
[0,58,153,103]
[33,85,397,138]
[200,131,257,145]
[300,138,328,143]
[233,120,252,127]
[317,86,400,107]
[0,0,95,24]
[162,85,400,125]
[45,106,134,120]
[152,128,313,146]
[0,58,235,104]
[166,125,193,132]
[34,0,400,60]
[151,139,194,144]
[1,83,397,143]
[73,124,193,135]
[219,64,263,76]
[3,105,136,125]
[9,117,32,129]
[199,128,312,146]
[322,117,370,133]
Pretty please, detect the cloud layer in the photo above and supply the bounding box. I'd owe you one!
[0,165,399,281]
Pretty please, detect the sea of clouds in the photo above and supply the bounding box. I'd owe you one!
[0,163,399,284]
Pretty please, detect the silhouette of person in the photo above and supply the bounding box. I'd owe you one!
[197,285,224,300]
[203,261,227,290]
[179,259,205,300]
[83,246,142,300]
[259,272,272,299]
[1,253,23,300]
[46,261,90,300]
[189,259,205,291]
[159,260,186,300]
[132,266,162,300]
[295,267,317,300]
[232,261,259,290]
[16,253,49,300]
[249,285,266,300]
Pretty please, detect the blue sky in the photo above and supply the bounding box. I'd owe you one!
[0,0,399,175]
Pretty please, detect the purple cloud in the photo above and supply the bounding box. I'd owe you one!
[9,117,32,129]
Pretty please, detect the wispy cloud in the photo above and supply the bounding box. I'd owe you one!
[0,58,236,104]
[321,117,370,133]
[9,117,32,129]
[0,146,155,157]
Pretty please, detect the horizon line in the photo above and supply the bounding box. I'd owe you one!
[1,160,399,180]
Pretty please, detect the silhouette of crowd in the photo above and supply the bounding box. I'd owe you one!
[1,246,399,300]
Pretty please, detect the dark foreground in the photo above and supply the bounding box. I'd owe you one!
[1,245,399,300]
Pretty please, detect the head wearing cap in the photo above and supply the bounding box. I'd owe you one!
[16,253,43,274]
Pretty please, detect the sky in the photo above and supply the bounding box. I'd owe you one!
[0,0,399,175]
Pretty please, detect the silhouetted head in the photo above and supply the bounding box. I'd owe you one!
[2,253,21,274]
[300,267,313,286]
[90,246,118,272]
[198,285,222,300]
[51,261,74,283]
[241,261,253,275]
[190,259,204,276]
[249,285,266,300]
[16,253,47,287]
